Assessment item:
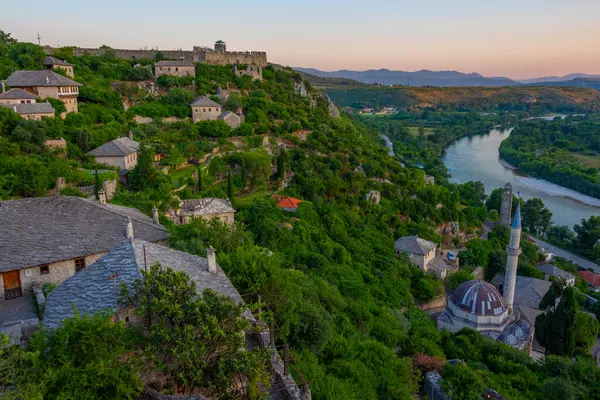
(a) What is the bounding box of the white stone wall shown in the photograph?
[192,106,222,122]
[0,252,107,301]
[177,212,235,225]
[155,66,195,77]
[36,86,59,98]
[94,155,129,170]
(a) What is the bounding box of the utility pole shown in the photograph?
[36,33,41,46]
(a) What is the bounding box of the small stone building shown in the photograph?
[43,239,238,329]
[537,263,575,286]
[44,138,67,150]
[0,196,167,302]
[218,111,241,129]
[5,70,81,113]
[44,56,74,78]
[0,102,54,120]
[234,64,263,80]
[191,96,223,122]
[86,134,140,171]
[394,236,437,270]
[424,175,435,185]
[167,198,236,225]
[154,60,195,77]
[0,88,55,120]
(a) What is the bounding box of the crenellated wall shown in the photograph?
[45,46,268,67]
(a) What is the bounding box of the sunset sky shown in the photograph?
[4,0,599,79]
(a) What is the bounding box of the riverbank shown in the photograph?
[498,159,600,208]
[442,127,600,227]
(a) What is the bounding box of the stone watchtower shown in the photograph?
[214,40,226,53]
[499,182,513,227]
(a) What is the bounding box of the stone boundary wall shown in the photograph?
[45,46,268,66]
[419,294,447,311]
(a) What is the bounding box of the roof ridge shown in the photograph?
[78,198,166,234]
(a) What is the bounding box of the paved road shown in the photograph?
[527,235,600,273]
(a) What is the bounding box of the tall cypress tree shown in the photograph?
[197,166,204,192]
[240,158,247,187]
[535,286,577,356]
[278,147,287,179]
[94,169,102,200]
[227,170,234,203]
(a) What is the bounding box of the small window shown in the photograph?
[75,257,86,272]
[40,264,50,275]
[175,67,179,72]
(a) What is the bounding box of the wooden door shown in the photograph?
[2,270,22,300]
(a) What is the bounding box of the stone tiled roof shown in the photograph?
[517,304,544,327]
[180,198,236,216]
[218,111,239,121]
[190,96,221,107]
[43,239,241,329]
[155,60,194,67]
[394,236,436,255]
[5,70,81,87]
[0,102,54,115]
[512,276,551,310]
[537,264,574,281]
[87,137,139,157]
[44,56,73,67]
[0,197,167,272]
[0,88,38,100]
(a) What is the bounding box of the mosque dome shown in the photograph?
[452,280,507,317]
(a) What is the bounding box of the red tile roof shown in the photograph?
[276,197,303,210]
[577,271,600,288]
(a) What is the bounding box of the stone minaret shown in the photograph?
[503,201,522,314]
[499,182,513,227]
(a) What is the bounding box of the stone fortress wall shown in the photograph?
[44,45,268,67]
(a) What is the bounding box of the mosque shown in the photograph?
[436,193,547,355]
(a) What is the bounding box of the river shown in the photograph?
[442,128,600,228]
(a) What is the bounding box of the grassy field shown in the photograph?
[407,126,436,136]
[571,153,600,169]
[171,166,196,188]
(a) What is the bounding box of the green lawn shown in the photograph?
[170,166,196,188]
[407,126,436,136]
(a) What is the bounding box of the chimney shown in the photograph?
[126,217,134,239]
[128,130,133,140]
[207,247,217,274]
[152,206,159,224]
[98,189,106,205]
[55,177,65,195]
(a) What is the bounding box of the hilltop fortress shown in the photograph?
[44,40,268,67]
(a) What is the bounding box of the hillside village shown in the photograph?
[2,31,600,400]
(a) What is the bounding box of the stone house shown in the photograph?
[218,111,241,129]
[394,236,437,270]
[234,64,263,80]
[167,198,236,225]
[0,102,54,120]
[424,175,435,185]
[154,60,195,77]
[537,263,575,286]
[191,96,223,122]
[86,133,140,172]
[0,196,167,303]
[0,88,55,120]
[5,70,81,114]
[44,56,75,78]
[43,239,239,328]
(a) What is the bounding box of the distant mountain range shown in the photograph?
[294,67,600,89]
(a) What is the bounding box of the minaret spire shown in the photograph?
[503,197,522,314]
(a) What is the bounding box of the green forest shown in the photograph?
[2,31,600,400]
[500,117,600,199]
